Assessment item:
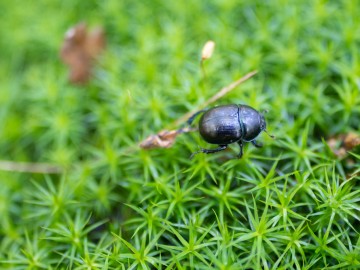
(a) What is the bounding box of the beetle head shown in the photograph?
[260,114,267,131]
[260,113,275,139]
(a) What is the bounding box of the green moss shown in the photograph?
[1,0,360,269]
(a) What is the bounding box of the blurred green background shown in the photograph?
[1,0,360,269]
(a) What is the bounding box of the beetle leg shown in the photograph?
[237,141,243,158]
[251,140,263,148]
[187,110,207,125]
[190,145,227,159]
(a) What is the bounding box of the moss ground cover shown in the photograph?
[0,0,360,269]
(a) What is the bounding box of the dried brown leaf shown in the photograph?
[343,132,360,150]
[327,132,360,159]
[60,22,106,85]
[140,127,194,149]
[86,27,106,58]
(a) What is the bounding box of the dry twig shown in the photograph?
[139,70,258,149]
[173,70,258,127]
[0,160,63,174]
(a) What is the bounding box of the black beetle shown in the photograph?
[188,104,273,158]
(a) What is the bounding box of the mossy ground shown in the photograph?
[1,1,360,269]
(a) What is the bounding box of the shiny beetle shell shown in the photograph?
[189,104,271,158]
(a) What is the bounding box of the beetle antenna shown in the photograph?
[264,129,275,139]
[187,110,207,125]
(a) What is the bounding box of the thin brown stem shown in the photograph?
[200,60,207,80]
[172,70,258,127]
[0,160,63,174]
